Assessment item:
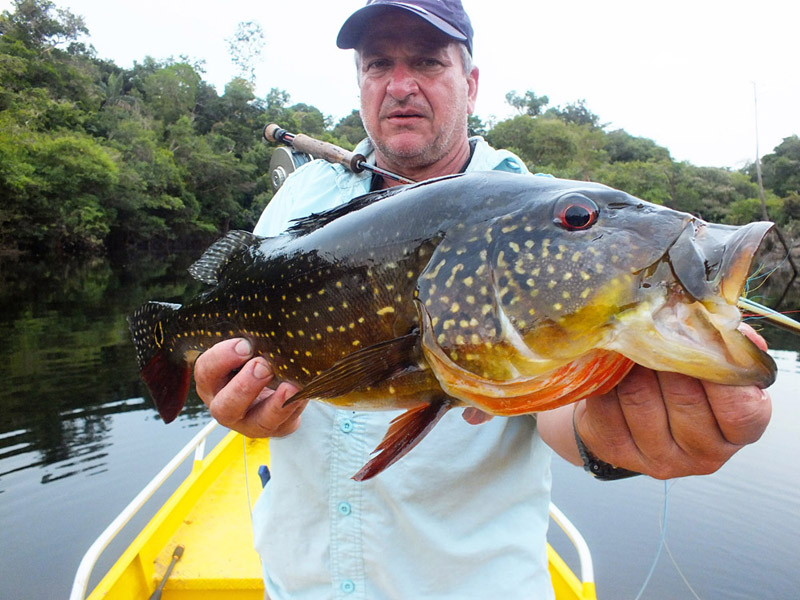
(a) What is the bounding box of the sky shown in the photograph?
[9,0,799,169]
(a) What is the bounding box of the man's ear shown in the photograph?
[467,66,479,115]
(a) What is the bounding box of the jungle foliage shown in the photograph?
[1,0,798,260]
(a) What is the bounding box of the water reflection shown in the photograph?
[0,253,208,488]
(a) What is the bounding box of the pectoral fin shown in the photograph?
[353,396,455,481]
[285,333,420,405]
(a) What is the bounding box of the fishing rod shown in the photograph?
[263,124,800,337]
[738,296,800,335]
[263,123,416,185]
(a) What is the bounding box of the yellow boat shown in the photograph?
[70,420,597,600]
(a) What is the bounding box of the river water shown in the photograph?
[0,253,798,600]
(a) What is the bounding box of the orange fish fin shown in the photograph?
[286,333,419,405]
[352,397,454,481]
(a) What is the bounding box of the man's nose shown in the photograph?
[386,64,418,100]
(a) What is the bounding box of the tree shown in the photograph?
[0,0,87,50]
[505,90,549,116]
[332,109,368,146]
[604,129,671,163]
[760,135,800,197]
[227,21,265,86]
[545,99,601,129]
[139,62,203,125]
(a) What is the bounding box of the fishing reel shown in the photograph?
[269,146,313,192]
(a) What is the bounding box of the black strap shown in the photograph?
[573,407,641,481]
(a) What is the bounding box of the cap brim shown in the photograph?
[337,3,468,51]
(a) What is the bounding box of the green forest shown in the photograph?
[2,0,799,260]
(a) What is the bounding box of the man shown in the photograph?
[195,2,772,598]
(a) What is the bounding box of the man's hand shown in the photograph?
[538,323,772,478]
[194,338,306,438]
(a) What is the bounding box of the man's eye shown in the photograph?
[366,59,391,70]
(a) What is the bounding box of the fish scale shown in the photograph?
[129,171,777,480]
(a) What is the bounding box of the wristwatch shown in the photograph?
[573,408,641,481]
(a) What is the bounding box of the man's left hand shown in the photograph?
[572,324,772,479]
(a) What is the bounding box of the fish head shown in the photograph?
[501,184,776,387]
[416,179,776,411]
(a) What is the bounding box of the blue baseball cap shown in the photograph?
[337,0,474,55]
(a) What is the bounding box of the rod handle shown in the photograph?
[293,133,365,173]
[263,123,290,143]
[264,123,364,173]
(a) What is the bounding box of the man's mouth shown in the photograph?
[384,109,428,123]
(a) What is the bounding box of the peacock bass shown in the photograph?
[129,171,776,480]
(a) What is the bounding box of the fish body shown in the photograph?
[129,171,776,479]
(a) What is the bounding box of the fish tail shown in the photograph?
[128,301,191,423]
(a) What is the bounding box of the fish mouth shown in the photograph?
[611,219,777,388]
[667,219,774,305]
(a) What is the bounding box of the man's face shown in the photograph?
[356,11,478,171]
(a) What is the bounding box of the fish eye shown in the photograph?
[553,194,599,231]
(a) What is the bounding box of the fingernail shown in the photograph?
[253,361,270,379]
[235,339,252,356]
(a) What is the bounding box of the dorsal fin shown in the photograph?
[188,230,258,285]
[285,187,406,235]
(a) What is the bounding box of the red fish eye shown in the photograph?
[553,195,599,230]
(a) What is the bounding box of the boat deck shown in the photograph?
[82,427,594,600]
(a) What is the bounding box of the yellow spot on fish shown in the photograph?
[581,288,592,299]
[377,306,395,316]
[554,303,563,311]
[509,241,520,253]
[450,302,460,313]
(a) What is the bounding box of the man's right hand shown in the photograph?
[194,338,306,438]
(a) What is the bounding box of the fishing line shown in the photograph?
[632,480,669,600]
[243,435,255,526]
[633,480,704,600]
[744,251,791,294]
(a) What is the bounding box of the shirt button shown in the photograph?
[340,419,354,433]
[337,501,352,516]
[340,579,355,594]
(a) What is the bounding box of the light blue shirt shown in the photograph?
[252,138,555,600]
